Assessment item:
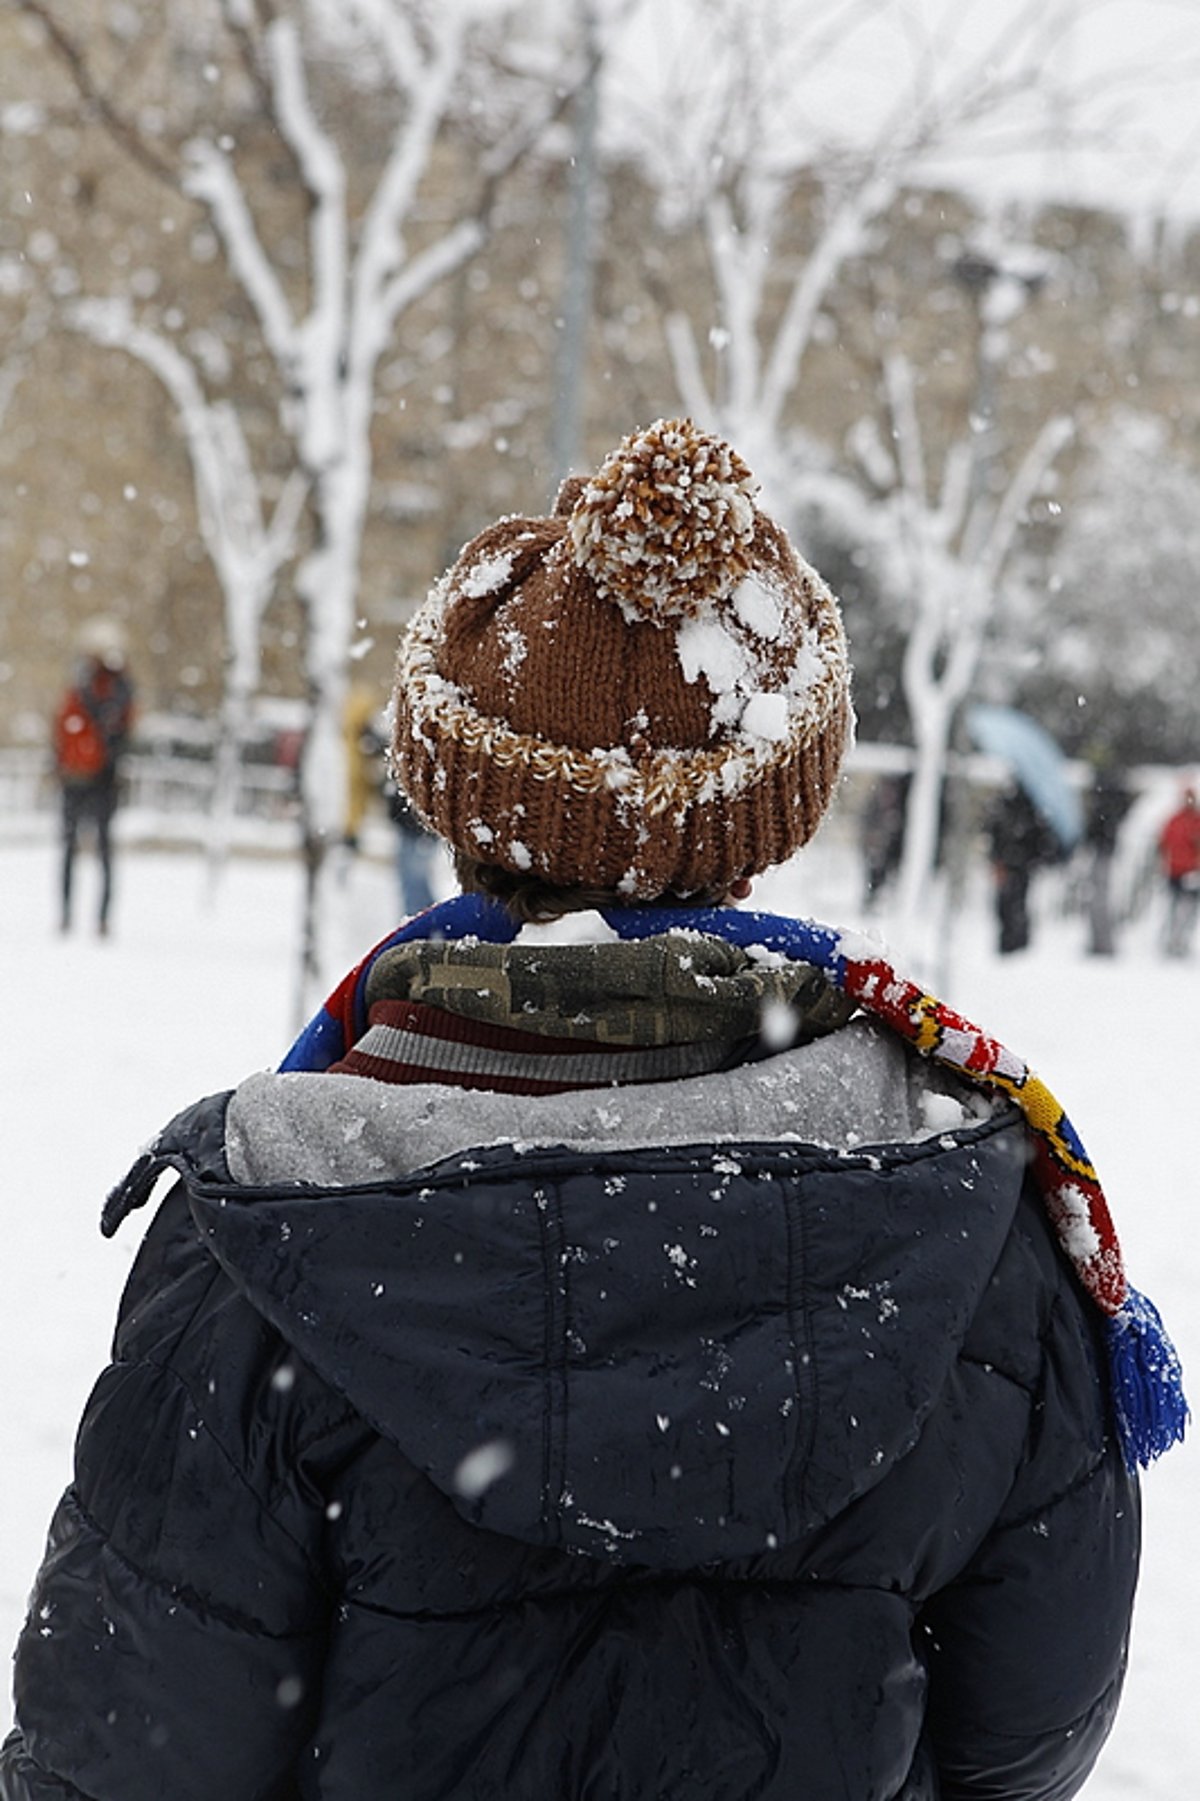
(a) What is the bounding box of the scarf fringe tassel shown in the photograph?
[1107,1287,1190,1469]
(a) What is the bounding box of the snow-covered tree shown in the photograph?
[1025,409,1200,766]
[0,299,44,769]
[0,291,47,436]
[18,0,582,995]
[66,296,308,866]
[607,2,1176,953]
[862,342,1072,945]
[611,0,1095,516]
[0,281,57,712]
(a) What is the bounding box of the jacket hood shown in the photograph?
[110,1021,1028,1570]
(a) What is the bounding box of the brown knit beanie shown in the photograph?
[391,418,853,899]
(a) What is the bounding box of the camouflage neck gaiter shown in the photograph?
[364,932,855,1051]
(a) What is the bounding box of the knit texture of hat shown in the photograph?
[391,418,853,899]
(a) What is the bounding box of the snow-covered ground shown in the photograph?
[1,827,1195,1796]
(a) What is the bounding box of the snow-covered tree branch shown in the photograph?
[627,0,1165,521]
[663,311,715,424]
[265,16,347,359]
[181,142,300,378]
[335,0,426,100]
[0,302,48,435]
[66,294,309,861]
[14,0,180,189]
[65,299,305,681]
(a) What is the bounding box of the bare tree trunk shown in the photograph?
[880,345,1073,964]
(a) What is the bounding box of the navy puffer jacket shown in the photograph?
[2,1025,1137,1800]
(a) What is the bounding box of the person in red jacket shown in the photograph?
[1157,786,1200,957]
[52,617,135,937]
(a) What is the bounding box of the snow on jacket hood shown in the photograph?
[109,1019,1028,1570]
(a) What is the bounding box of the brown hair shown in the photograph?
[453,853,731,924]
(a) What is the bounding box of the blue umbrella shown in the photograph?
[966,704,1083,851]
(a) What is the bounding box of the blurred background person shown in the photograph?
[342,682,381,854]
[385,773,442,920]
[1082,752,1132,957]
[344,681,443,919]
[984,779,1059,955]
[1157,785,1200,957]
[858,770,909,911]
[51,617,135,939]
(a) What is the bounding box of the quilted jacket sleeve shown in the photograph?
[0,1186,364,1801]
[918,1275,1141,1801]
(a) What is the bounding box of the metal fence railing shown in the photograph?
[0,746,300,845]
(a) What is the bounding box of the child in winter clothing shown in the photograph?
[2,422,1185,1801]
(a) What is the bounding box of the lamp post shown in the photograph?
[549,1,601,491]
[952,245,1048,502]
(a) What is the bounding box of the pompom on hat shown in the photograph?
[391,418,853,899]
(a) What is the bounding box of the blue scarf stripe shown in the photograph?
[279,1008,350,1074]
[601,904,849,984]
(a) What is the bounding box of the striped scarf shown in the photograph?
[325,931,853,1093]
[329,1000,740,1093]
[282,893,1188,1471]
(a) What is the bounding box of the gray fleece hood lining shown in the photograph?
[226,1016,997,1191]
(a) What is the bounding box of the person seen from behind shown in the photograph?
[385,775,443,919]
[341,681,380,854]
[983,777,1060,954]
[3,421,1187,1801]
[1157,784,1200,957]
[1082,752,1132,957]
[344,680,444,916]
[51,616,135,938]
[858,769,909,911]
